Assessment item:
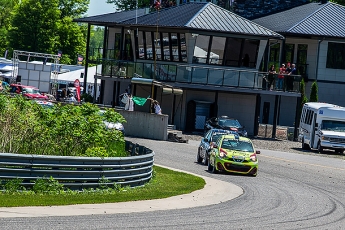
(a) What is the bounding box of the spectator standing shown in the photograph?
[153,100,162,114]
[125,94,134,111]
[285,63,292,91]
[267,65,276,91]
[276,64,286,90]
[148,98,162,114]
[287,64,297,91]
[119,89,129,107]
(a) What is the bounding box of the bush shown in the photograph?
[309,81,318,102]
[0,94,127,157]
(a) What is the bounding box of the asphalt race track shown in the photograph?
[0,137,344,230]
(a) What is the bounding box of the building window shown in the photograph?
[193,35,210,64]
[136,31,186,62]
[285,43,295,64]
[269,43,280,70]
[224,37,242,67]
[209,36,226,65]
[242,39,260,67]
[123,34,133,61]
[171,33,179,61]
[327,42,345,69]
[146,31,154,60]
[137,31,145,59]
[297,44,308,76]
[114,33,121,59]
[162,33,171,61]
[179,33,187,62]
[154,32,162,61]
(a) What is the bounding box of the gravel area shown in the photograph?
[182,132,344,159]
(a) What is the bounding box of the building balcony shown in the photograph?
[94,59,302,93]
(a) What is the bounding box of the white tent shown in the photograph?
[57,65,101,84]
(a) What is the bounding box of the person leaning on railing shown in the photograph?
[267,65,276,91]
[276,64,286,90]
[287,64,297,91]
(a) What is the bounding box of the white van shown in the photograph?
[299,102,345,153]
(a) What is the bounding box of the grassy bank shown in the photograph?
[0,166,205,207]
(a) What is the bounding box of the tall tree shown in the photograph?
[58,0,89,18]
[0,0,19,55]
[8,0,61,54]
[8,0,88,64]
[330,0,345,6]
[106,0,151,11]
[309,81,318,102]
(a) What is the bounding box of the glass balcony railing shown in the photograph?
[94,59,302,93]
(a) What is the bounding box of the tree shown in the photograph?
[330,0,345,6]
[106,0,151,11]
[8,0,61,54]
[309,81,318,102]
[57,17,87,65]
[8,0,88,64]
[58,0,89,19]
[297,78,308,127]
[0,0,19,55]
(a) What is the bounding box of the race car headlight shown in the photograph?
[250,153,257,162]
[219,148,227,158]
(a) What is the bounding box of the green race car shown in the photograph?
[208,134,260,176]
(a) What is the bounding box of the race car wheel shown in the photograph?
[317,141,324,153]
[335,149,344,154]
[203,153,209,166]
[196,148,203,163]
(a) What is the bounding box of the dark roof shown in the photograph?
[253,2,345,38]
[74,8,147,24]
[75,2,283,39]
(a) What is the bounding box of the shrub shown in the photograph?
[0,94,127,157]
[309,81,318,102]
[3,178,25,194]
[33,176,64,194]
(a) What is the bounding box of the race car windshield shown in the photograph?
[321,120,345,132]
[218,119,241,128]
[221,139,254,152]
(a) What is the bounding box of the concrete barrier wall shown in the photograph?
[117,109,168,141]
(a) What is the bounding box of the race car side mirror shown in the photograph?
[256,150,260,154]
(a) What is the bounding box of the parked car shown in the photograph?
[99,110,125,135]
[197,129,237,165]
[34,100,55,109]
[10,84,48,100]
[204,115,247,137]
[208,133,259,176]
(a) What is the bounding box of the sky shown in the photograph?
[87,0,116,16]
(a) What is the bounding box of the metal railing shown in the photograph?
[94,59,302,93]
[0,141,154,190]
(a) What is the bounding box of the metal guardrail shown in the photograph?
[0,141,154,190]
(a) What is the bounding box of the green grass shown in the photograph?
[0,166,206,207]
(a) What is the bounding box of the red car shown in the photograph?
[10,84,48,100]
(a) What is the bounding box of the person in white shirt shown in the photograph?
[125,94,134,111]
